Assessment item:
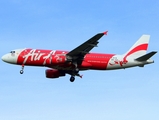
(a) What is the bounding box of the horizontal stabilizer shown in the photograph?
[135,51,157,61]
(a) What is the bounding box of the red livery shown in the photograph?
[2,31,157,82]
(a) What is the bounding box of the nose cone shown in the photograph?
[1,53,17,64]
[1,54,8,62]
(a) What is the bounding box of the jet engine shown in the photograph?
[45,69,65,78]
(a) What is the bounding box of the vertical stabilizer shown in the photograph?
[123,35,150,59]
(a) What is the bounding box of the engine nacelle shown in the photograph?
[45,69,65,78]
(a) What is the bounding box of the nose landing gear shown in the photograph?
[20,64,24,74]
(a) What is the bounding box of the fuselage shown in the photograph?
[1,48,154,71]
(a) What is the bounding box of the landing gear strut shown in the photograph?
[70,76,75,82]
[73,62,79,72]
[20,64,24,74]
[69,62,83,82]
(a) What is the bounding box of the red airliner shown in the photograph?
[1,31,157,82]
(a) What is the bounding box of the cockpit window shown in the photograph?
[10,51,15,54]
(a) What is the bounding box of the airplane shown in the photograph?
[1,31,157,82]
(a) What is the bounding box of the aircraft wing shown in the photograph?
[66,31,107,62]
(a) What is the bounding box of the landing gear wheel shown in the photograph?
[20,70,24,74]
[70,76,75,82]
[20,64,24,74]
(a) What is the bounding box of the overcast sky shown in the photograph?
[0,0,159,120]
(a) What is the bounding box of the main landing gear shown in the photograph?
[69,65,78,82]
[70,76,75,82]
[20,64,24,74]
[69,62,83,82]
[69,74,83,82]
[69,69,83,82]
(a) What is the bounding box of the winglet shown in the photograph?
[103,31,108,35]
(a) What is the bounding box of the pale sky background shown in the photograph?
[0,0,159,120]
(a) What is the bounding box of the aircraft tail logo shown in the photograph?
[123,35,150,59]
